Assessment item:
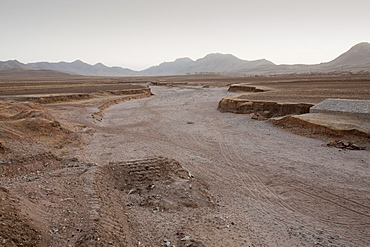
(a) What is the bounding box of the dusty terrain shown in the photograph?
[0,75,369,246]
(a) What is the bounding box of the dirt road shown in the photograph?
[57,85,369,246]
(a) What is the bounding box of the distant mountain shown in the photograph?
[192,53,273,71]
[233,42,370,75]
[1,42,369,76]
[0,68,75,77]
[0,59,138,76]
[141,53,274,76]
[141,57,194,75]
[318,42,370,70]
[27,60,138,76]
[0,60,31,71]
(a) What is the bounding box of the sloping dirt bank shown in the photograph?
[272,113,370,147]
[0,186,42,246]
[3,88,151,104]
[0,101,76,153]
[227,83,266,93]
[218,95,313,118]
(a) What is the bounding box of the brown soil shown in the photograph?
[0,75,369,246]
[217,95,313,118]
[228,84,266,93]
[0,186,42,247]
[272,113,370,147]
[234,78,370,104]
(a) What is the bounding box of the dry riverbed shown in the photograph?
[1,84,369,246]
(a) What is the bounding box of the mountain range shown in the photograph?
[1,42,369,77]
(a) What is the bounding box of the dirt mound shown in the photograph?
[0,101,43,120]
[0,152,64,178]
[7,118,62,136]
[83,157,215,246]
[9,110,51,120]
[0,187,41,247]
[0,101,73,145]
[0,155,214,246]
[228,83,265,92]
[0,101,64,139]
[218,95,313,118]
[0,101,54,124]
[0,142,8,153]
[0,157,103,247]
[36,94,92,103]
[105,157,213,210]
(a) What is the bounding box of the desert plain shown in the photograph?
[0,75,369,246]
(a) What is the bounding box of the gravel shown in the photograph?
[310,98,370,118]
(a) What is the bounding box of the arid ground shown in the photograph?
[0,75,369,246]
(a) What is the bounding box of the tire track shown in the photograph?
[214,114,370,228]
[76,85,370,246]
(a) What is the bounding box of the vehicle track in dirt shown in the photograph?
[208,119,370,246]
[71,85,370,246]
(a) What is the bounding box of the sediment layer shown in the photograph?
[218,95,313,118]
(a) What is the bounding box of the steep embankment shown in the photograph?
[271,113,370,147]
[218,84,313,118]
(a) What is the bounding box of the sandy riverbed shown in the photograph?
[67,85,370,246]
[1,84,369,246]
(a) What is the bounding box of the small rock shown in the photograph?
[251,113,267,121]
[181,236,190,241]
[327,140,365,150]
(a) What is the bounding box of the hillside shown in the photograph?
[0,68,75,77]
[318,42,370,70]
[27,60,138,76]
[0,60,31,71]
[141,54,274,76]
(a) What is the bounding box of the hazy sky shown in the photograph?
[1,0,369,70]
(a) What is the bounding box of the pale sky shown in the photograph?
[1,0,369,70]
